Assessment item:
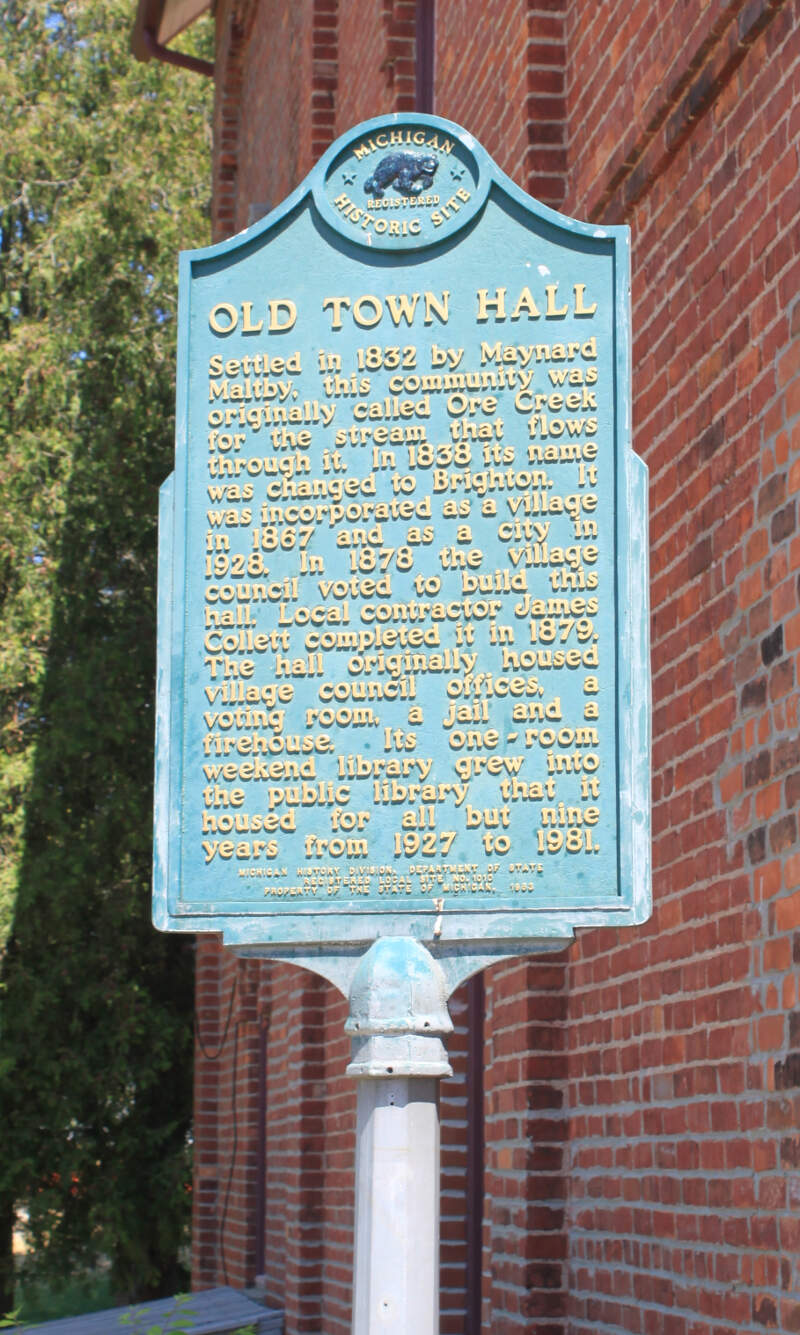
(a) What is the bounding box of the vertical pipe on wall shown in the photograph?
[415,0,435,114]
[254,1006,270,1279]
[465,972,485,1335]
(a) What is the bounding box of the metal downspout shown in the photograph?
[141,25,214,77]
[465,972,485,1334]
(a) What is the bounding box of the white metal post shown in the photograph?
[346,938,453,1335]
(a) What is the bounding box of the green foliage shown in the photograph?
[0,0,212,1308]
[117,1291,196,1335]
[118,1295,256,1335]
[8,1261,113,1324]
[117,1296,256,1335]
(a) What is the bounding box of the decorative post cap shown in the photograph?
[345,938,453,1078]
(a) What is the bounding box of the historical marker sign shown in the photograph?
[154,113,650,953]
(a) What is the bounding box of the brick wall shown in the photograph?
[562,1,800,1331]
[481,959,570,1332]
[337,0,417,131]
[212,0,418,241]
[192,2,800,1330]
[434,0,568,208]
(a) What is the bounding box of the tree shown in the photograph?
[0,0,212,1310]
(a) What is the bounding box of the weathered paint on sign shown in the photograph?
[154,113,650,958]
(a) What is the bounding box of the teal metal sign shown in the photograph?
[154,113,650,959]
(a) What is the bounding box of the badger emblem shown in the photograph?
[364,151,438,198]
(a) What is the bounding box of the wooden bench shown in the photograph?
[23,1286,283,1334]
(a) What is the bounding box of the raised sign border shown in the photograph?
[153,112,650,958]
